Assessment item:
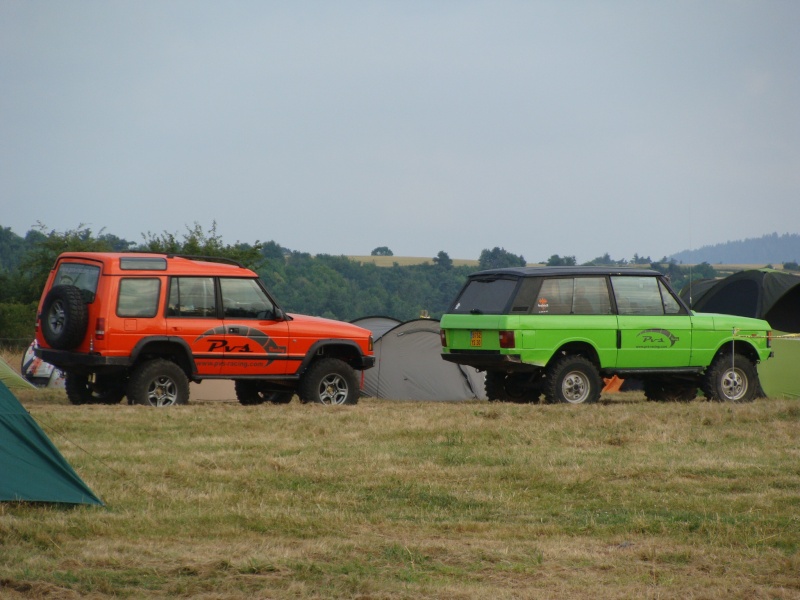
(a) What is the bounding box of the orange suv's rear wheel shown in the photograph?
[65,372,126,405]
[127,359,189,407]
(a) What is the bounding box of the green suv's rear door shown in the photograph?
[611,275,693,368]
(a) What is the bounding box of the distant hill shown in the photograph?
[670,233,800,265]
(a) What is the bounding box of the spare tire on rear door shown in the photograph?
[41,285,89,350]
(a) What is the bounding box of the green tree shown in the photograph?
[141,222,263,269]
[545,254,576,266]
[584,253,627,266]
[478,247,526,269]
[371,246,393,256]
[433,251,453,269]
[17,224,117,303]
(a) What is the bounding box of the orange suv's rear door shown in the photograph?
[165,276,224,375]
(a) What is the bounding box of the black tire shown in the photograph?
[41,285,88,350]
[298,358,359,405]
[485,371,539,403]
[544,355,601,405]
[643,379,698,402]
[235,380,294,405]
[65,372,126,405]
[702,353,758,403]
[127,359,189,407]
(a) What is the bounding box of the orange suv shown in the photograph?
[34,252,375,406]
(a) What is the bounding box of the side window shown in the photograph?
[117,278,161,318]
[509,278,542,314]
[572,277,611,315]
[220,278,275,319]
[611,276,665,315]
[659,280,684,314]
[167,277,217,318]
[536,278,574,315]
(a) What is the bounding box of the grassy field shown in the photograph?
[2,362,799,599]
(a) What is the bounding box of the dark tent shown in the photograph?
[355,318,487,401]
[680,269,800,399]
[0,381,103,505]
[680,269,800,333]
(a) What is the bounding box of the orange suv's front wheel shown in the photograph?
[298,358,359,405]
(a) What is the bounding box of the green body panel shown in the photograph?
[440,311,772,371]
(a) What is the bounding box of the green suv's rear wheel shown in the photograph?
[485,372,540,403]
[643,379,698,402]
[127,359,189,407]
[235,380,294,405]
[544,355,601,404]
[702,353,757,403]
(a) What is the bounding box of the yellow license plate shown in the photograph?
[470,331,482,347]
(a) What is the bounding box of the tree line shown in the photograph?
[0,223,715,348]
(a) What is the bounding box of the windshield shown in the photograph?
[449,277,519,314]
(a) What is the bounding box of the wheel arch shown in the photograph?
[129,337,196,378]
[296,340,368,375]
[547,341,601,370]
[711,340,761,366]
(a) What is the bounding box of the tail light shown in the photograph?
[499,330,515,348]
[440,330,447,347]
[95,317,106,340]
[767,330,772,348]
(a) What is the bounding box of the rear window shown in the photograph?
[53,263,100,302]
[449,277,520,314]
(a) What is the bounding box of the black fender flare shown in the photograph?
[129,337,199,376]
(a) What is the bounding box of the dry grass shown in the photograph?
[2,366,799,599]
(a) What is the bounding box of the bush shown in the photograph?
[0,302,37,349]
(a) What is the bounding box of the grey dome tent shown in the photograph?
[351,316,402,341]
[680,269,800,398]
[0,380,103,505]
[354,317,487,401]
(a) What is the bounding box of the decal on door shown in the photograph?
[195,325,287,364]
[635,329,679,348]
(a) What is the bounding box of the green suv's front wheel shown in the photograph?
[545,355,601,405]
[702,353,758,403]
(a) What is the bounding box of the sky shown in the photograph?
[1,1,798,264]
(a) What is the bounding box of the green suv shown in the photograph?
[440,267,773,404]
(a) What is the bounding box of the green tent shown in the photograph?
[0,355,36,391]
[0,381,103,505]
